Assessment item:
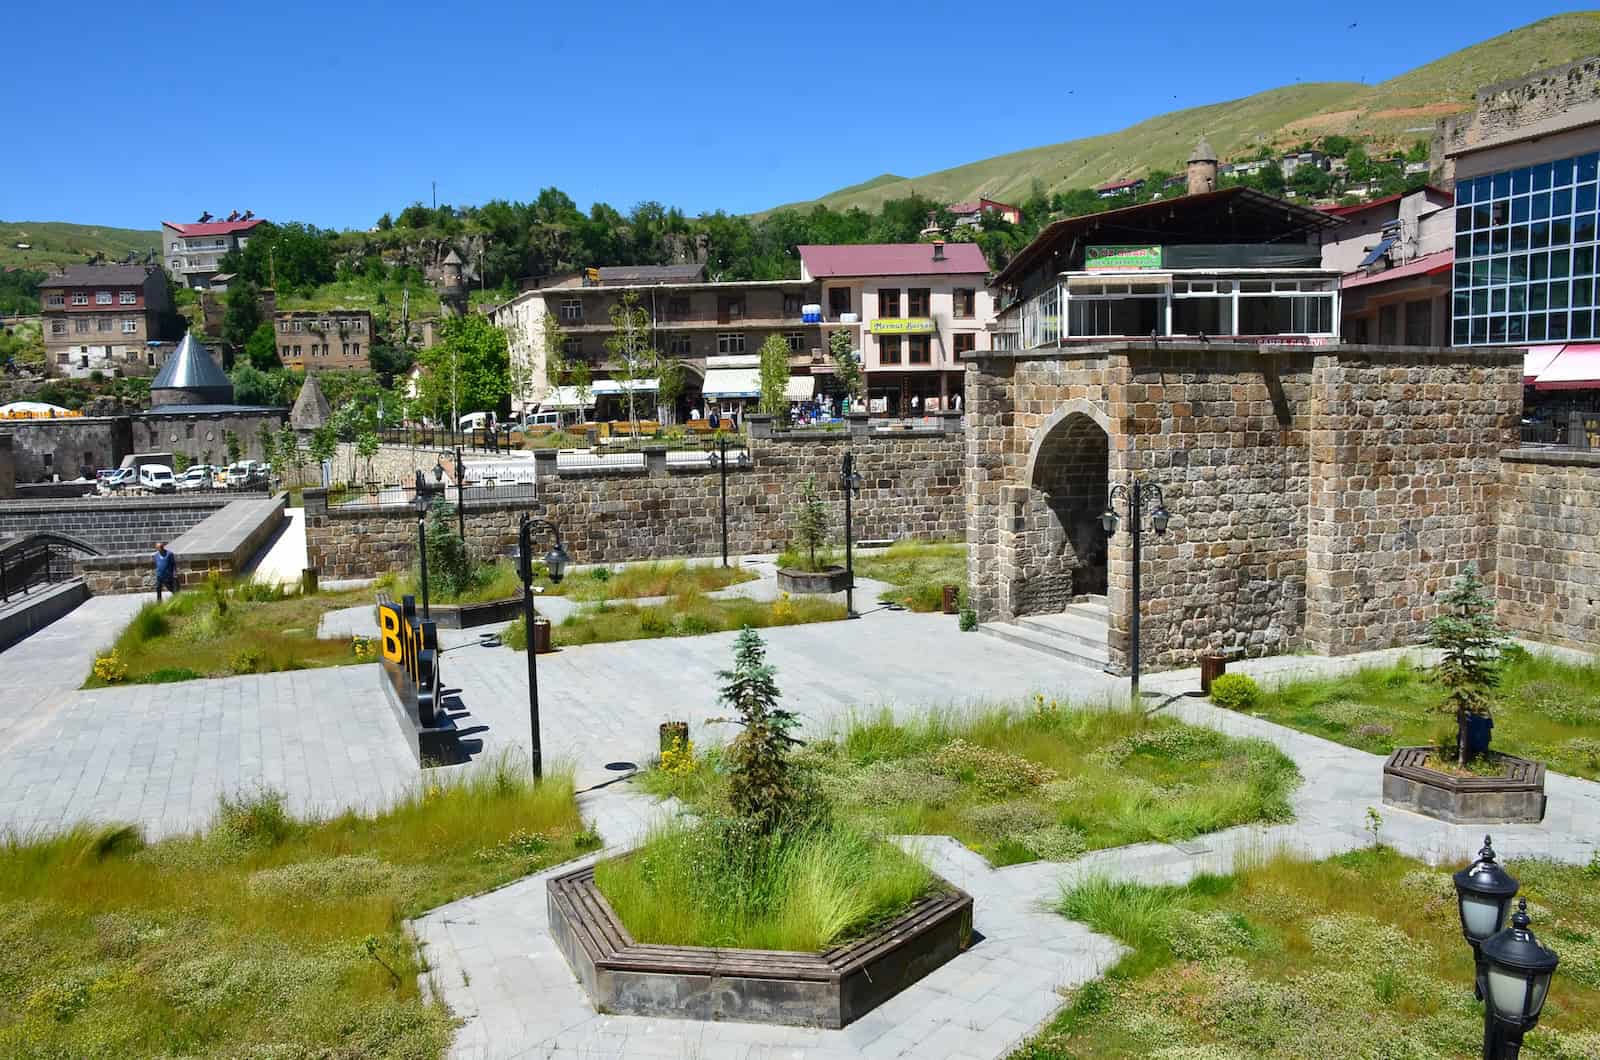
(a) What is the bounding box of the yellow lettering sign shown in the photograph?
[378,604,403,663]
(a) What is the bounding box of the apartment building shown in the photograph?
[797,242,993,415]
[39,264,180,378]
[273,309,374,371]
[1321,186,1455,346]
[162,213,265,288]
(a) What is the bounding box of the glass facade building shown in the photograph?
[1453,151,1600,345]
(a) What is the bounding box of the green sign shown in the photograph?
[1086,245,1164,271]
[869,317,936,335]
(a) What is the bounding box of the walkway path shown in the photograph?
[240,505,308,586]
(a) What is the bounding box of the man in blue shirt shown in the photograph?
[153,542,178,602]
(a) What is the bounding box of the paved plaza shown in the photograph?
[2,577,1599,1058]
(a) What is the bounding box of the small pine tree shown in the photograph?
[1429,564,1506,766]
[715,628,801,834]
[423,495,473,597]
[790,475,829,570]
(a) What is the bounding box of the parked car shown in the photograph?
[175,466,214,491]
[137,464,176,493]
[94,468,118,484]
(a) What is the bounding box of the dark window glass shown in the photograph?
[1550,312,1570,340]
[1491,229,1508,254]
[1552,282,1570,310]
[1511,226,1529,252]
[1513,167,1533,195]
[1528,314,1548,341]
[1530,284,1548,311]
[1513,196,1530,224]
[1473,259,1490,286]
[1511,255,1529,282]
[1554,158,1576,186]
[1457,233,1473,258]
[1457,205,1475,231]
[1489,317,1507,343]
[1552,218,1572,245]
[1471,318,1489,343]
[1575,278,1594,307]
[1510,314,1527,342]
[1474,204,1492,228]
[1574,311,1594,340]
[1532,223,1550,250]
[907,288,931,316]
[1580,154,1599,183]
[1491,258,1509,284]
[1510,285,1527,312]
[1472,290,1489,314]
[1554,188,1573,216]
[878,288,901,316]
[1576,246,1595,276]
[1454,318,1470,343]
[1476,175,1494,200]
[908,335,930,364]
[1491,288,1507,313]
[1455,291,1472,316]
[1493,172,1512,198]
[1474,233,1491,257]
[1551,249,1571,279]
[1576,213,1597,243]
[1532,193,1551,220]
[1457,182,1474,205]
[1455,263,1471,287]
[1534,164,1553,191]
[879,335,901,364]
[1577,184,1596,212]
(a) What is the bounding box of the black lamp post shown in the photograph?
[1454,836,1561,1059]
[707,435,749,568]
[413,470,432,621]
[841,451,863,618]
[517,513,569,779]
[454,446,466,542]
[1100,478,1171,698]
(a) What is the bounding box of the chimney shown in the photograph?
[932,240,946,262]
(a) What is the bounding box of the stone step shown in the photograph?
[1063,596,1109,624]
[1015,610,1109,650]
[979,621,1111,671]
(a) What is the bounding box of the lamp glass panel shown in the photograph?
[1461,893,1505,940]
[1487,966,1530,1020]
[544,547,568,582]
[1530,970,1551,1017]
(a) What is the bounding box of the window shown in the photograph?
[352,343,360,357]
[51,320,67,335]
[908,288,931,316]
[717,333,746,354]
[828,287,851,318]
[294,345,302,357]
[342,343,350,357]
[718,296,746,323]
[667,334,692,356]
[353,317,365,332]
[559,298,583,322]
[562,337,583,358]
[293,321,304,333]
[953,333,976,356]
[71,291,88,306]
[783,293,802,316]
[279,319,290,332]
[75,318,89,333]
[880,335,902,364]
[126,348,139,361]
[119,290,137,304]
[878,288,902,316]
[1172,282,1235,336]
[1404,299,1433,346]
[96,316,112,332]
[57,352,69,365]
[908,335,931,363]
[1066,283,1165,338]
[46,293,64,307]
[954,288,976,319]
[122,319,137,334]
[785,331,806,352]
[281,345,290,357]
[95,290,112,305]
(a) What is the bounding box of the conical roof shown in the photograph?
[1189,136,1217,163]
[152,333,231,391]
[290,372,332,430]
[442,248,463,265]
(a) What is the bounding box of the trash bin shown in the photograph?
[532,616,552,654]
[1465,713,1494,755]
[1200,653,1227,695]
[942,585,960,615]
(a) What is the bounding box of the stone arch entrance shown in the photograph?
[1011,408,1110,615]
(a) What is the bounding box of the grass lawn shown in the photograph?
[84,582,377,688]
[593,818,933,952]
[385,559,756,607]
[506,589,846,649]
[1239,650,1600,780]
[0,762,598,1057]
[1013,848,1600,1059]
[854,540,967,612]
[644,702,1300,867]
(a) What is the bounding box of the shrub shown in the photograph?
[91,651,128,684]
[959,608,977,632]
[961,799,1054,836]
[659,735,698,777]
[928,739,1057,796]
[1021,824,1088,861]
[228,648,263,675]
[142,667,204,683]
[1210,673,1261,710]
[213,788,294,850]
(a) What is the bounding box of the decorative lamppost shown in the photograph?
[454,446,466,541]
[1453,836,1560,1059]
[707,434,749,568]
[517,513,570,779]
[841,451,864,618]
[413,470,432,620]
[1100,478,1171,698]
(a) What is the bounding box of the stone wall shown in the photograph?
[77,495,288,594]
[0,494,236,554]
[1,417,130,482]
[1497,449,1600,652]
[1431,55,1600,185]
[132,410,287,467]
[304,422,965,579]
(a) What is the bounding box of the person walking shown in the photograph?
[153,542,178,602]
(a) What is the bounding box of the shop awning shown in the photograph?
[1533,344,1600,390]
[1522,345,1566,384]
[591,378,658,396]
[702,367,760,399]
[537,386,596,411]
[785,376,815,401]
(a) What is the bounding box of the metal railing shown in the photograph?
[1520,412,1600,450]
[0,540,74,603]
[378,426,519,453]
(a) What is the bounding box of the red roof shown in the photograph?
[1339,249,1453,289]
[798,243,989,278]
[1319,185,1452,218]
[948,198,1019,216]
[162,219,266,237]
[1095,178,1144,192]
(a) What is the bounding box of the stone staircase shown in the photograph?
[979,596,1110,671]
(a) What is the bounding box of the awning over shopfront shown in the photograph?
[1522,345,1566,384]
[537,386,596,411]
[591,378,658,396]
[1531,344,1600,390]
[702,367,760,399]
[785,376,815,401]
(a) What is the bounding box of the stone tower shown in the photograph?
[437,248,467,317]
[1187,136,1219,196]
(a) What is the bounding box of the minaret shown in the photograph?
[1187,136,1219,195]
[437,248,467,317]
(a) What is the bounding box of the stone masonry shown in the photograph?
[965,342,1521,672]
[303,418,964,579]
[0,494,241,554]
[1497,448,1600,652]
[1432,54,1600,185]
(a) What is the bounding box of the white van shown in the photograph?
[523,411,566,430]
[458,411,491,432]
[138,464,176,492]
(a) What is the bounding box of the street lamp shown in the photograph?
[518,513,569,779]
[706,434,749,568]
[413,470,432,621]
[1453,837,1561,1059]
[454,446,466,541]
[841,451,864,618]
[1101,478,1172,698]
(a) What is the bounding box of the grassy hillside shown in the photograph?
[0,221,160,271]
[779,11,1600,213]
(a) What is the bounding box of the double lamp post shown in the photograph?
[517,513,569,779]
[1100,477,1171,698]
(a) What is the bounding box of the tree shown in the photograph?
[218,221,335,295]
[221,280,264,365]
[224,430,243,464]
[568,360,592,424]
[542,311,569,391]
[1429,565,1507,767]
[415,313,510,427]
[656,356,684,424]
[757,333,790,422]
[277,426,306,485]
[230,364,294,406]
[423,495,474,596]
[308,425,338,483]
[356,430,380,484]
[827,328,863,405]
[603,291,655,435]
[256,423,276,466]
[714,628,801,835]
[789,475,830,570]
[244,321,280,372]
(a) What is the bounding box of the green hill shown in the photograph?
[776,12,1600,214]
[0,221,160,272]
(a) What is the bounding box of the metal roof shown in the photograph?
[597,264,707,284]
[150,334,233,396]
[39,264,155,288]
[797,242,989,278]
[162,219,265,237]
[1189,136,1217,163]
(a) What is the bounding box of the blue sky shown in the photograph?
[0,1,1587,231]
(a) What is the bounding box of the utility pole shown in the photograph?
[432,180,437,210]
[269,246,276,289]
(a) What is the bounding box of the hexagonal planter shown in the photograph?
[547,863,973,1028]
[1381,747,1547,824]
[776,566,851,595]
[424,596,522,630]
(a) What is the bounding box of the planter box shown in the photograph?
[548,863,972,1029]
[776,566,851,595]
[425,595,522,629]
[1382,747,1547,824]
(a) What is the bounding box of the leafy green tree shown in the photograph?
[277,426,306,485]
[603,291,655,433]
[221,280,264,365]
[542,311,569,390]
[827,328,862,404]
[789,475,830,570]
[244,322,280,372]
[1429,565,1507,767]
[308,425,338,482]
[656,356,684,424]
[356,430,380,483]
[568,360,592,424]
[224,430,243,464]
[230,364,294,406]
[218,222,336,295]
[757,334,790,421]
[714,628,801,835]
[415,314,510,426]
[1321,135,1354,158]
[256,423,276,465]
[0,268,46,315]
